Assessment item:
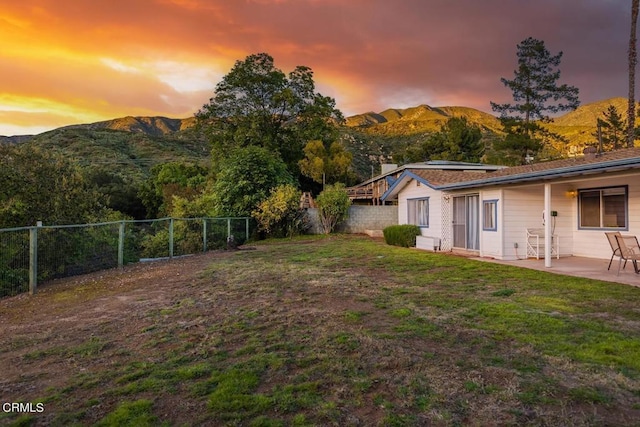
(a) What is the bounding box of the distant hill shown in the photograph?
[20,126,209,183]
[544,97,629,150]
[0,134,34,144]
[1,97,633,181]
[59,116,196,136]
[345,104,503,135]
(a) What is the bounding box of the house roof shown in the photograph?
[382,169,489,199]
[348,160,506,189]
[440,147,640,190]
[381,148,640,201]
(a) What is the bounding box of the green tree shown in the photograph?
[402,117,484,163]
[594,105,627,151]
[209,146,295,217]
[196,53,344,177]
[0,145,105,227]
[491,37,580,164]
[138,162,208,218]
[299,140,353,185]
[84,168,146,219]
[315,183,351,234]
[252,184,308,238]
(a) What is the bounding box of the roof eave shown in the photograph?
[438,158,640,190]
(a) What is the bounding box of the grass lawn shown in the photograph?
[1,234,639,426]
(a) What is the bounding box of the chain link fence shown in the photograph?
[0,217,251,298]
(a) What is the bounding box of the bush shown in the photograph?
[252,185,309,238]
[315,184,351,234]
[383,225,421,247]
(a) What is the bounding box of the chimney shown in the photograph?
[583,146,597,160]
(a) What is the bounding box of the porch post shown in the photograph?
[544,183,552,268]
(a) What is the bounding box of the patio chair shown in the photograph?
[605,231,623,271]
[614,234,640,275]
[526,228,559,259]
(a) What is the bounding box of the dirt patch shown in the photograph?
[0,252,229,424]
[1,237,639,426]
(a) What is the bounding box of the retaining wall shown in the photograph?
[306,205,398,234]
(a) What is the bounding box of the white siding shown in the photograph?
[499,184,573,260]
[570,176,640,259]
[479,189,503,258]
[499,175,639,261]
[398,181,443,239]
[396,170,640,261]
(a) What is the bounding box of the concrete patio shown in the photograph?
[473,256,640,288]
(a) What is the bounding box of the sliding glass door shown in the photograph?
[452,195,479,250]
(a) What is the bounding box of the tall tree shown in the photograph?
[491,37,580,164]
[594,105,627,151]
[196,53,344,177]
[629,0,639,147]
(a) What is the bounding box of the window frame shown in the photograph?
[407,197,429,228]
[482,199,498,231]
[577,185,628,230]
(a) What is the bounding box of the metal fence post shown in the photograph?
[29,226,38,295]
[203,218,208,252]
[227,218,231,239]
[118,221,125,268]
[245,217,249,242]
[169,218,174,259]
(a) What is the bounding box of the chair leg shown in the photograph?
[608,254,615,270]
[617,258,623,276]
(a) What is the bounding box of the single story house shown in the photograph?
[380,148,640,267]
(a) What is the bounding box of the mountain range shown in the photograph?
[0,97,631,181]
[2,97,629,142]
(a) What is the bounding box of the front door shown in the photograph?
[453,195,479,250]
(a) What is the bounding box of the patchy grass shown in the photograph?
[1,235,639,426]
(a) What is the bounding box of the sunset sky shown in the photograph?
[0,0,633,136]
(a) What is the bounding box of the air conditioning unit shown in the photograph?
[416,236,441,251]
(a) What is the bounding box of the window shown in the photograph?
[483,200,498,231]
[408,198,429,227]
[578,186,627,229]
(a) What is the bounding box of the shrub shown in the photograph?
[315,184,351,234]
[252,184,309,238]
[383,225,421,247]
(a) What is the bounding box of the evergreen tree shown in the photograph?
[491,37,580,164]
[594,105,627,151]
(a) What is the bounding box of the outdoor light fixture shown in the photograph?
[566,189,578,198]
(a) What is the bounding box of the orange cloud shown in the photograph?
[0,0,631,135]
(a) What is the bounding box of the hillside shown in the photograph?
[1,97,632,182]
[544,97,629,149]
[26,126,209,181]
[345,104,503,135]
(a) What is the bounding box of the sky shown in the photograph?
[0,0,634,136]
